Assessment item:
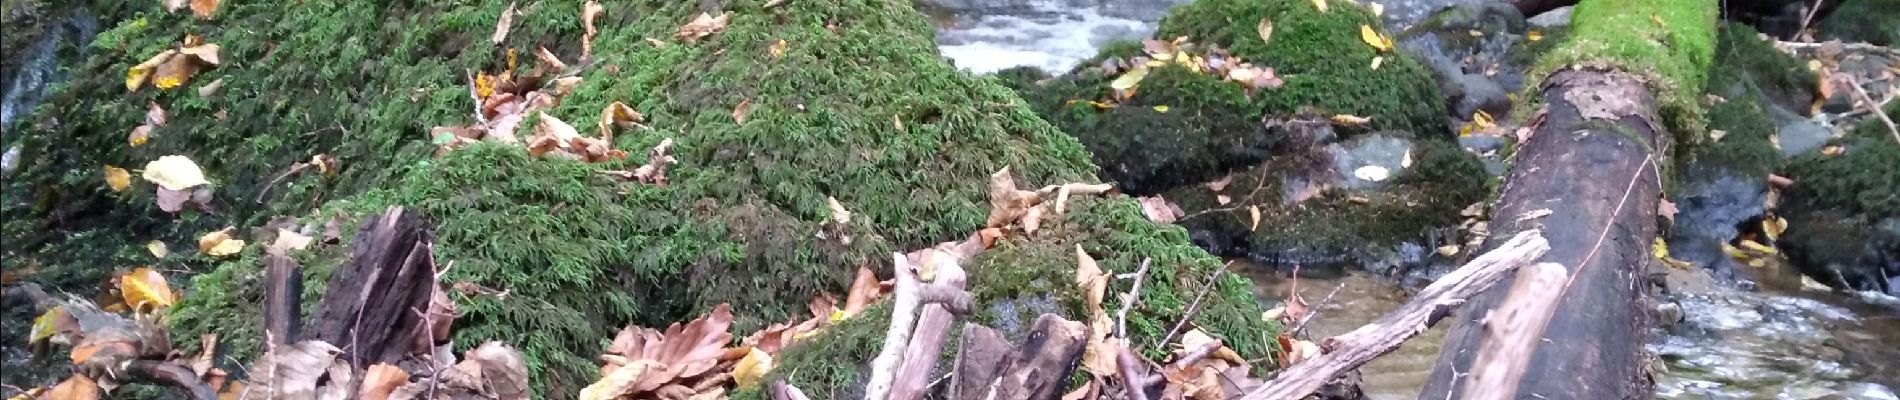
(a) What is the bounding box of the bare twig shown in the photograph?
[1240,230,1551,400]
[1776,40,1900,57]
[1290,281,1350,337]
[1155,261,1231,350]
[254,162,315,204]
[1796,0,1825,41]
[1846,76,1900,145]
[422,241,443,400]
[1115,258,1153,338]
[1166,338,1224,371]
[1464,262,1570,400]
[1117,346,1154,400]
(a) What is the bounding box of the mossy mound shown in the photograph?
[1779,103,1900,293]
[5,0,1274,395]
[1816,0,1900,46]
[1522,0,1718,146]
[1004,0,1450,194]
[740,196,1275,400]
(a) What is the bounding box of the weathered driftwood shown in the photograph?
[865,253,924,400]
[1237,230,1550,400]
[300,206,438,368]
[263,252,302,346]
[949,314,1090,400]
[1463,262,1570,400]
[889,255,971,399]
[1420,69,1671,400]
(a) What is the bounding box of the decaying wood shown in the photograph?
[865,253,924,400]
[1238,230,1550,400]
[301,206,438,368]
[123,360,218,400]
[1422,70,1667,400]
[1117,346,1154,400]
[950,314,1090,400]
[263,253,303,347]
[890,255,971,399]
[1464,262,1570,400]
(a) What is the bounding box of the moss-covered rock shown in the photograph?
[1779,103,1900,294]
[5,0,1274,395]
[1816,0,1900,46]
[1663,23,1813,278]
[1004,0,1450,194]
[1523,0,1719,145]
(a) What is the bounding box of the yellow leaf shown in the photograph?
[1739,240,1777,255]
[732,347,773,389]
[130,125,153,147]
[1763,217,1787,241]
[1331,114,1372,125]
[46,375,99,400]
[148,241,169,258]
[1311,0,1328,12]
[1528,30,1544,41]
[1473,110,1496,129]
[126,50,177,91]
[1651,237,1670,261]
[142,155,209,191]
[769,39,788,59]
[1360,25,1392,52]
[1248,205,1262,231]
[580,360,659,400]
[198,227,235,253]
[122,267,178,313]
[1109,66,1149,92]
[1370,2,1384,17]
[1153,105,1171,113]
[1370,56,1384,70]
[1722,243,1748,259]
[105,166,132,192]
[30,307,75,345]
[1747,258,1766,268]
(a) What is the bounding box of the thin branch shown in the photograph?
[1846,76,1900,145]
[1564,155,1652,292]
[1117,345,1154,400]
[1775,40,1900,57]
[1155,260,1231,350]
[1463,262,1570,400]
[1796,0,1825,41]
[1115,258,1153,338]
[1290,281,1350,337]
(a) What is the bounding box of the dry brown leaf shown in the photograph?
[675,12,730,43]
[359,364,409,400]
[527,112,583,158]
[190,334,217,376]
[242,341,341,399]
[1256,18,1274,45]
[1022,204,1047,234]
[984,167,1043,228]
[1659,199,1679,223]
[534,47,568,72]
[732,98,752,124]
[465,342,531,400]
[596,304,735,395]
[129,125,153,147]
[29,306,79,346]
[121,267,177,313]
[1331,113,1372,125]
[492,2,517,45]
[582,0,603,58]
[1248,205,1262,231]
[842,266,883,318]
[599,102,644,140]
[1061,380,1100,400]
[826,196,852,224]
[46,375,101,400]
[1137,195,1178,223]
[1075,245,1107,312]
[268,229,314,256]
[189,0,218,18]
[142,155,208,191]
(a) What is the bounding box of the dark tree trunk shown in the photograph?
[1419,70,1665,399]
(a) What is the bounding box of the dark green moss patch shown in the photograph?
[1779,103,1900,292]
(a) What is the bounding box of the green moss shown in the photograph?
[1241,139,1483,268]
[1778,103,1899,290]
[1816,0,1900,46]
[1154,0,1449,136]
[1523,0,1718,145]
[1677,23,1806,180]
[746,301,893,400]
[1030,65,1270,193]
[0,0,1280,396]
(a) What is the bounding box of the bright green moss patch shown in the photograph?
[1524,0,1718,144]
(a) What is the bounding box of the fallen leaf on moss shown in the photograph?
[126,50,176,91]
[842,266,884,319]
[1153,105,1171,113]
[1331,114,1372,126]
[1359,25,1394,52]
[1461,110,1496,136]
[1227,65,1284,90]
[732,98,752,124]
[1137,195,1178,223]
[129,125,153,147]
[147,241,169,259]
[731,347,771,389]
[1249,205,1262,231]
[590,304,734,397]
[142,155,208,191]
[534,47,568,72]
[198,228,245,258]
[1528,30,1544,41]
[1763,217,1787,241]
[1311,0,1328,12]
[1370,55,1385,70]
[582,0,603,58]
[492,2,517,45]
[769,39,788,59]
[1110,66,1149,93]
[268,229,314,256]
[165,0,187,12]
[105,166,132,192]
[675,12,730,44]
[600,101,645,139]
[1820,145,1843,156]
[190,0,218,18]
[826,196,852,224]
[122,267,177,313]
[985,167,1044,228]
[241,340,341,399]
[145,101,167,126]
[30,306,79,346]
[1354,165,1391,182]
[1257,18,1274,44]
[359,364,408,400]
[1370,2,1384,16]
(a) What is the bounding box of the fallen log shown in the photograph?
[1420,0,1718,396]
[1463,262,1570,400]
[1237,230,1550,400]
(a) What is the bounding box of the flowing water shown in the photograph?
[1241,259,1900,400]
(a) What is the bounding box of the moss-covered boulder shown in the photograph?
[3,0,1272,395]
[1663,23,1813,278]
[1397,2,1533,120]
[1003,0,1450,195]
[1816,0,1900,46]
[1779,103,1900,294]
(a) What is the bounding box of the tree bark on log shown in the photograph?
[299,206,438,368]
[263,252,302,346]
[1420,69,1670,400]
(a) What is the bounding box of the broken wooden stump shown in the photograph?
[296,206,441,368]
[949,314,1090,400]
